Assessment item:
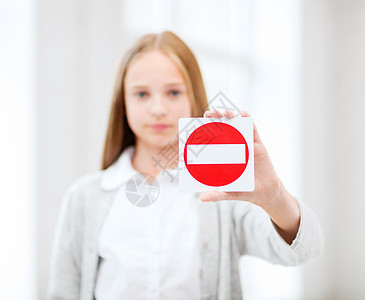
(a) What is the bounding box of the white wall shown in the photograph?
[302,0,365,298]
[37,1,126,298]
[0,0,37,299]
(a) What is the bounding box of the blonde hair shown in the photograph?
[101,31,208,170]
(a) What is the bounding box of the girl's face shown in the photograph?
[124,50,192,150]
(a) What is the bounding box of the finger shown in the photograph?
[253,122,263,144]
[209,110,224,118]
[200,191,234,202]
[223,110,236,119]
[240,110,251,117]
[203,110,212,118]
[240,110,263,144]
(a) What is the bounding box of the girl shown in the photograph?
[48,31,323,300]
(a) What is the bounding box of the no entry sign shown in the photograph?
[179,117,254,192]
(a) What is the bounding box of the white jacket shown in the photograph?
[47,161,323,300]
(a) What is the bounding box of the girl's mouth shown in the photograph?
[150,124,170,131]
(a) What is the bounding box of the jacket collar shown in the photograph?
[100,146,138,191]
[100,145,181,190]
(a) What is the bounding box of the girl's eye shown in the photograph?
[169,90,180,96]
[136,91,148,98]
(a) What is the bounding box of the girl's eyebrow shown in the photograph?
[130,85,149,90]
[130,82,185,89]
[165,82,185,87]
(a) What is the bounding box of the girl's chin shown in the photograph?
[152,139,177,149]
[138,136,178,150]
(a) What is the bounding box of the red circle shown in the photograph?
[184,122,249,186]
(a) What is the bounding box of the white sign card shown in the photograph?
[178,117,255,192]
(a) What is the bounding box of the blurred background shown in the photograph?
[1,0,364,299]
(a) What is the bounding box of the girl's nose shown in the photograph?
[150,96,168,118]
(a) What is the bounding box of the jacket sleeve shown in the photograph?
[232,200,324,266]
[47,185,83,300]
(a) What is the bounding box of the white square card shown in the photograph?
[178,117,254,192]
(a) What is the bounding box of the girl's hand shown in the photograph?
[201,109,280,207]
[201,109,300,244]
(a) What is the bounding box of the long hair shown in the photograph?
[101,31,208,170]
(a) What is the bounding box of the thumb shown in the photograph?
[240,110,263,144]
[200,191,233,202]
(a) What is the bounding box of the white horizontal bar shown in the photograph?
[186,144,246,164]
